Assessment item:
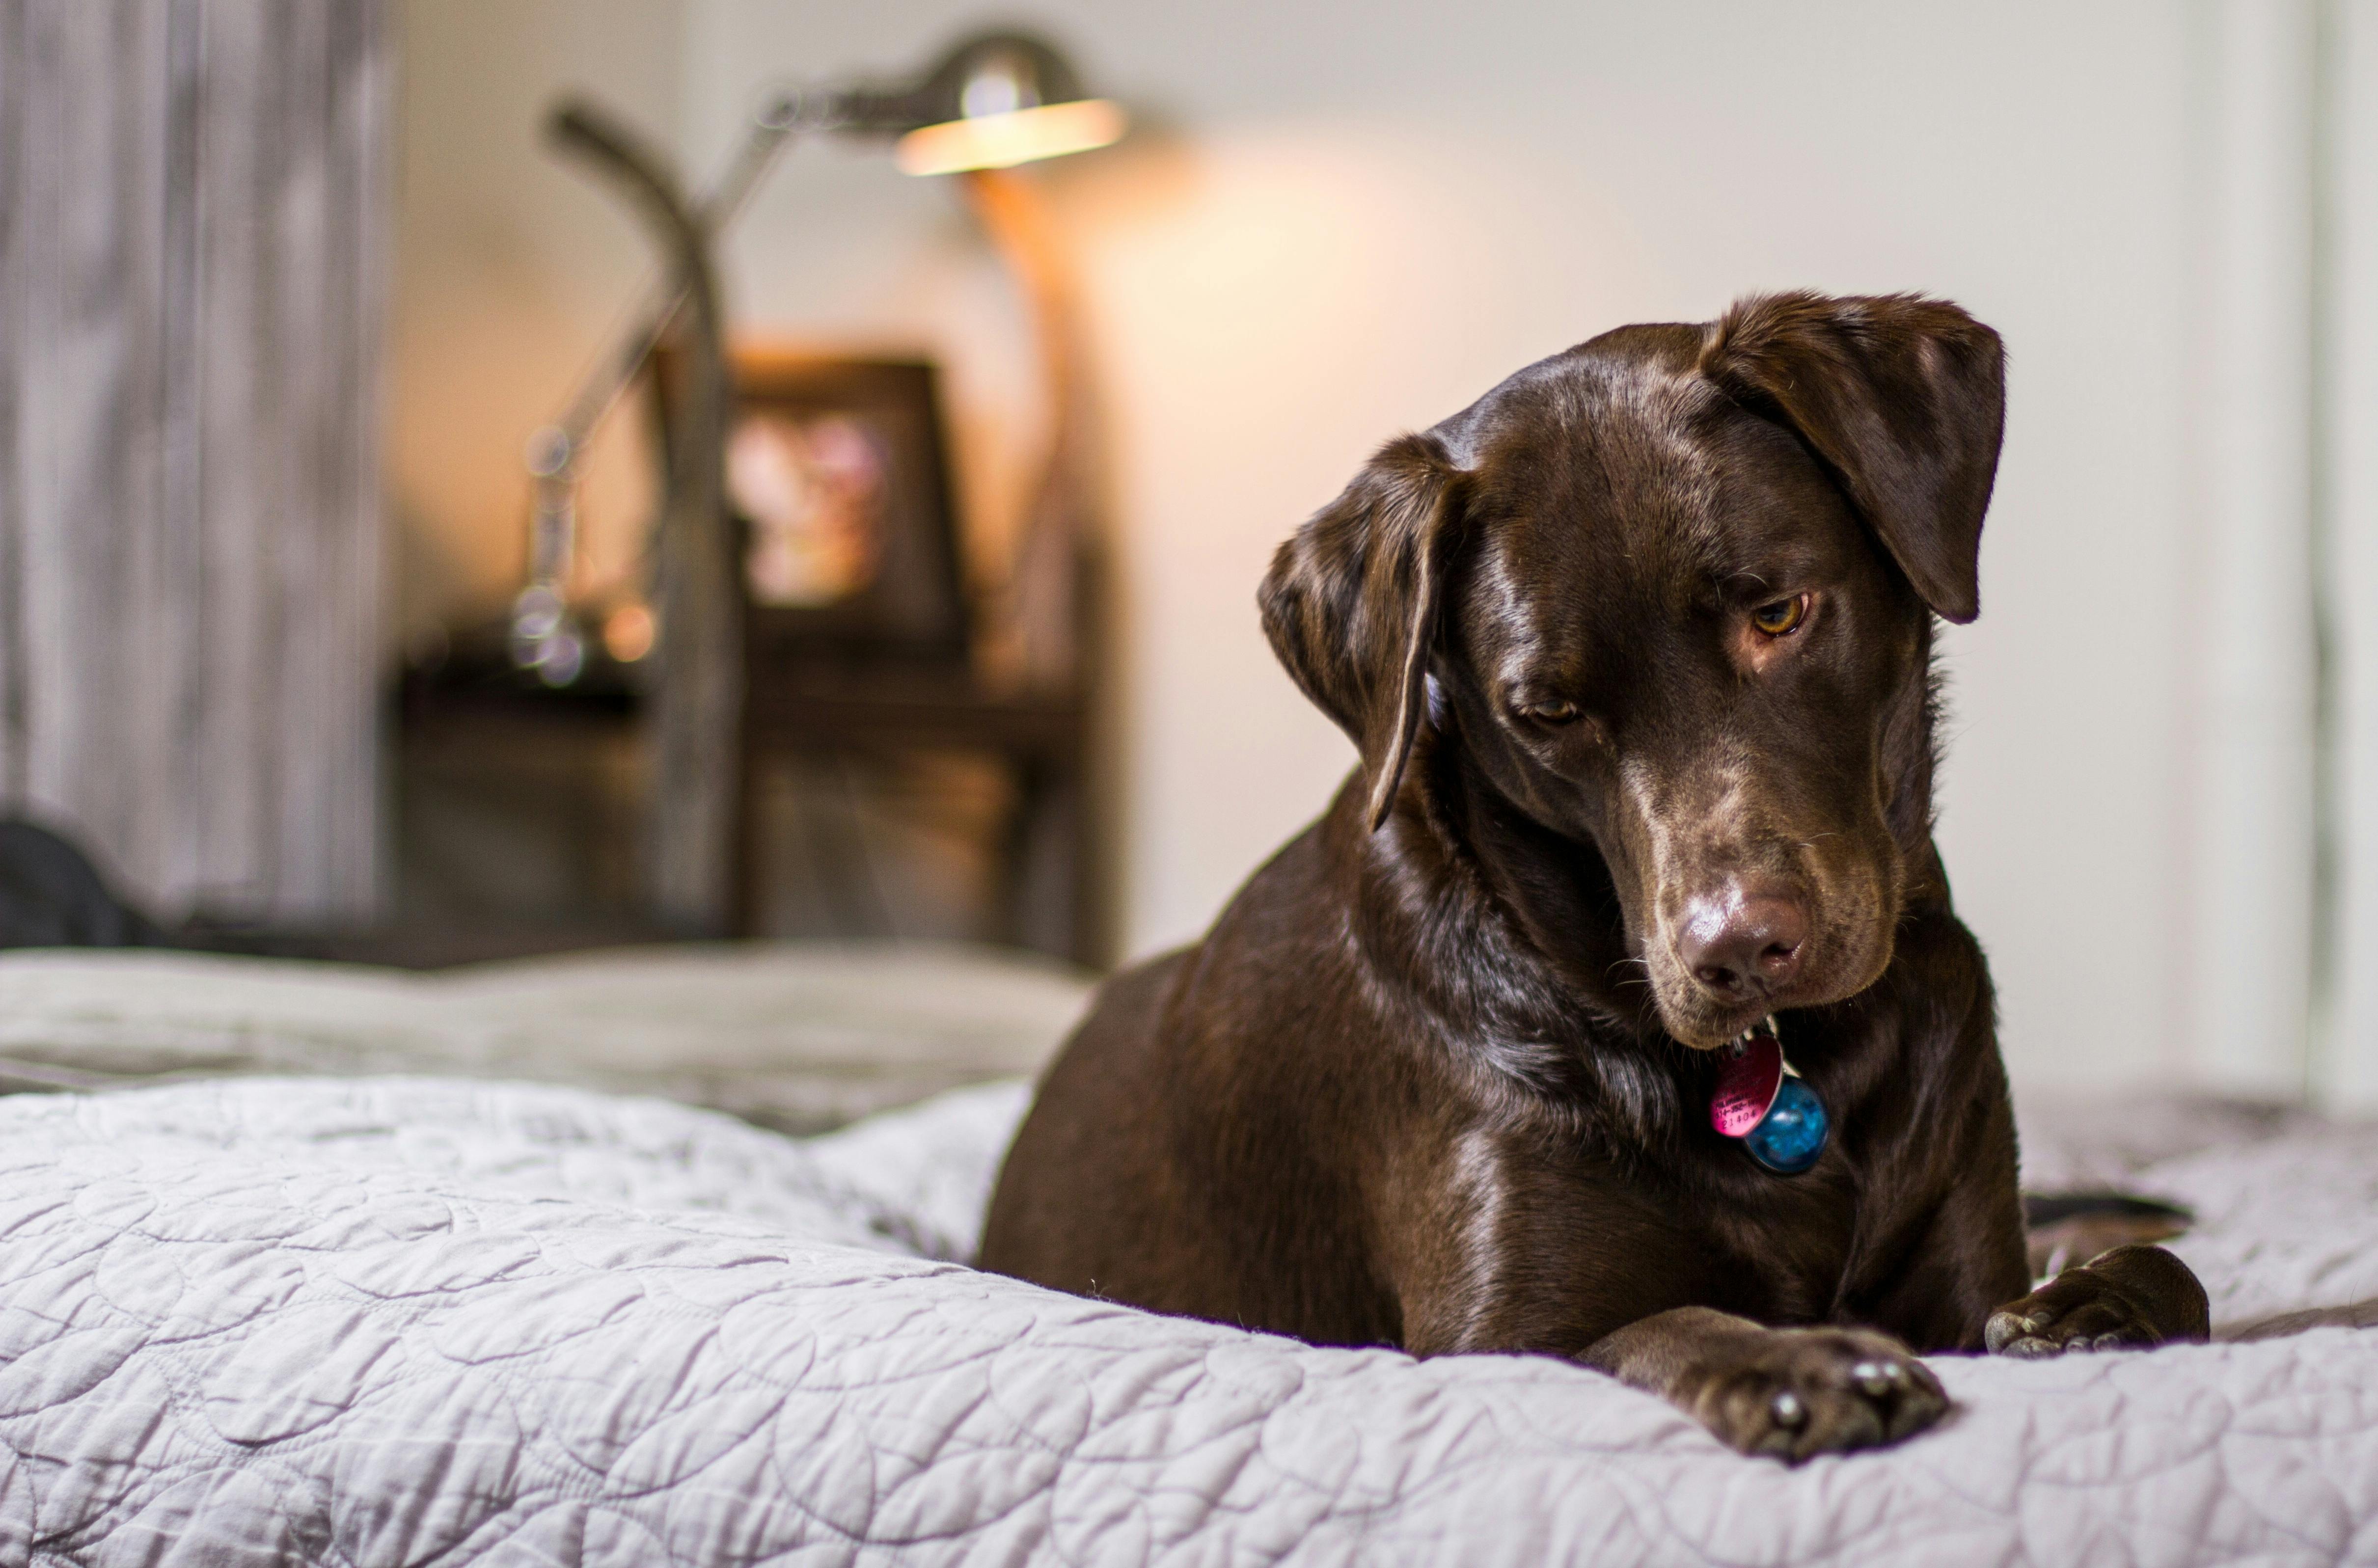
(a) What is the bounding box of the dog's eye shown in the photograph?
[1521,699,1581,725]
[1750,596,1808,637]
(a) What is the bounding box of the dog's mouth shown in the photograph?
[1671,1007,1788,1053]
[1724,1017,1776,1051]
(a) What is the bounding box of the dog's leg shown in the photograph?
[1583,1306,1949,1463]
[2221,1297,2378,1341]
[1984,1243,2211,1356]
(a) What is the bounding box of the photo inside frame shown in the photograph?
[729,410,887,608]
[657,350,971,661]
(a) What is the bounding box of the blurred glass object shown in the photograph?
[513,425,589,686]
[508,582,584,688]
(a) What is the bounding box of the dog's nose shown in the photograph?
[1677,886,1809,1000]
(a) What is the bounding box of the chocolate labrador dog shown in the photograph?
[979,292,2210,1461]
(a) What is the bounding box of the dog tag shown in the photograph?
[1710,1033,1783,1137]
[1744,1076,1829,1175]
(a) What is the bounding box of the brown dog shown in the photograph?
[979,292,2209,1461]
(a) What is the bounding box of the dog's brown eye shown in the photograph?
[1751,596,1808,637]
[1523,699,1581,725]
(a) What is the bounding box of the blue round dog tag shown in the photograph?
[1744,1076,1829,1175]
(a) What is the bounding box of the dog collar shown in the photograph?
[1711,1017,1830,1175]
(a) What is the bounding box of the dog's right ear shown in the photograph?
[1259,433,1468,832]
[1699,291,2003,623]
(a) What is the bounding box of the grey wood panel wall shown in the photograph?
[0,0,387,921]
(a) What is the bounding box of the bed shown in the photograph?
[0,946,2373,1566]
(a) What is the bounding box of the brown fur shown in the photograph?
[980,292,2209,1461]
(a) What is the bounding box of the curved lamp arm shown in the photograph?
[511,100,765,680]
[542,97,743,930]
[508,35,1122,932]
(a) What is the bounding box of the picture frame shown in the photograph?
[657,348,971,662]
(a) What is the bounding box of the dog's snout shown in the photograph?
[1677,885,1809,1001]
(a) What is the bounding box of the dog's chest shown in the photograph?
[1691,1162,1868,1320]
[1449,1111,1870,1332]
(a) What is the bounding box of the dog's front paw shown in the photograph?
[1986,1243,2211,1357]
[1687,1326,1948,1463]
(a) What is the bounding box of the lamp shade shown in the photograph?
[896,98,1125,175]
[835,31,1125,174]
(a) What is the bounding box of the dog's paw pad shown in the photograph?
[1695,1328,1948,1463]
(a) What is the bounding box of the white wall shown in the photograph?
[396,2,2351,1097]
[2325,0,2378,1109]
[2187,0,2321,1102]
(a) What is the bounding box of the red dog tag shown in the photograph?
[1711,1032,1784,1137]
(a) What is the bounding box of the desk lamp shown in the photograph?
[510,29,1125,685]
[511,29,1122,931]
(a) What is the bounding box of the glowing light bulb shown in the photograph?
[895,99,1126,176]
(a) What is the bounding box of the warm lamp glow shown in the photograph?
[895,99,1125,176]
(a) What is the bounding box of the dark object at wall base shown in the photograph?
[0,822,168,949]
[0,820,354,960]
[2022,1191,2194,1279]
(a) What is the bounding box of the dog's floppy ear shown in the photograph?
[1260,433,1468,831]
[1699,292,2004,623]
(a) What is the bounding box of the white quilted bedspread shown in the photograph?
[1,1076,2376,1567]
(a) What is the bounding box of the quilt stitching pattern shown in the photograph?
[0,1076,2372,1566]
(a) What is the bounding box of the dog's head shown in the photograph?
[1260,292,2004,1049]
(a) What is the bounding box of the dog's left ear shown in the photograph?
[1699,292,2004,623]
[1260,433,1468,831]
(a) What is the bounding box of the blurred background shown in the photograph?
[4,0,2377,1106]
